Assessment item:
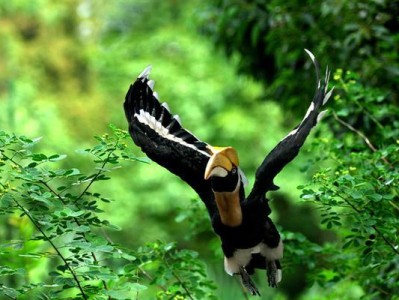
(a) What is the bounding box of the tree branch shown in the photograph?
[332,112,391,165]
[13,199,88,299]
[335,192,399,256]
[171,271,195,300]
[2,151,112,296]
[77,145,118,201]
[40,180,109,294]
[137,267,167,292]
[235,276,250,300]
[163,257,194,300]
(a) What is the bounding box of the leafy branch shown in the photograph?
[334,191,399,256]
[298,69,399,297]
[0,129,216,299]
[332,112,391,165]
[1,137,122,297]
[12,198,88,299]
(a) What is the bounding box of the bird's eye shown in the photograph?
[232,168,237,174]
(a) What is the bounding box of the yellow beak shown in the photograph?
[204,146,239,180]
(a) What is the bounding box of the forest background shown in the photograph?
[0,0,398,299]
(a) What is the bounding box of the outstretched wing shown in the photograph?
[124,66,215,214]
[248,50,333,201]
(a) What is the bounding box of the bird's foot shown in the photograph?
[266,260,281,288]
[239,266,261,296]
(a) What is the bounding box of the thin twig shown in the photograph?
[332,112,391,165]
[137,267,167,292]
[235,276,250,300]
[40,180,110,293]
[163,256,194,300]
[335,192,399,256]
[370,284,391,296]
[13,200,88,299]
[338,78,384,130]
[171,271,195,300]
[3,151,112,296]
[135,269,140,300]
[77,146,117,201]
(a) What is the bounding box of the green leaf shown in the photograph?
[0,266,25,276]
[21,136,43,148]
[31,153,48,162]
[105,283,147,299]
[54,207,85,218]
[65,168,81,176]
[48,154,67,162]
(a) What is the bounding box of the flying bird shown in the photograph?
[123,50,332,296]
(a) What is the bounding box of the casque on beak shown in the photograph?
[204,146,239,180]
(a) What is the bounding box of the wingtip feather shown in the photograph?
[305,49,320,86]
[323,87,334,105]
[317,110,328,123]
[147,79,155,90]
[304,49,316,63]
[174,114,182,125]
[138,65,152,79]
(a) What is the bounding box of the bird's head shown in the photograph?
[204,146,247,192]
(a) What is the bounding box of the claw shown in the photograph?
[266,261,279,287]
[239,266,261,296]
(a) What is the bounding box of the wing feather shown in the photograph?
[248,50,333,201]
[124,67,215,214]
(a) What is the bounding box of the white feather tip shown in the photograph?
[323,87,334,105]
[147,80,155,90]
[138,65,152,79]
[161,102,170,111]
[317,110,328,123]
[304,49,316,62]
[173,114,182,125]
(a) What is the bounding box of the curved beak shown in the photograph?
[204,147,239,180]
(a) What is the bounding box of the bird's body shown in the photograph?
[124,50,332,295]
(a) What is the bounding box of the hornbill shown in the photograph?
[123,50,333,296]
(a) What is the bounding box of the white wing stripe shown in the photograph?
[135,109,210,157]
[303,101,315,121]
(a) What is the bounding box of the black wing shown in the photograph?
[248,50,333,201]
[124,66,215,214]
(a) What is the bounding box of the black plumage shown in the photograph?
[123,50,332,296]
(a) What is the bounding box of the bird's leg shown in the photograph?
[266,260,278,287]
[239,266,261,296]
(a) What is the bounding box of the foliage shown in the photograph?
[298,70,399,299]
[0,127,215,299]
[198,0,399,112]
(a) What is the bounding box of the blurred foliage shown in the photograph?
[199,0,399,113]
[0,0,398,299]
